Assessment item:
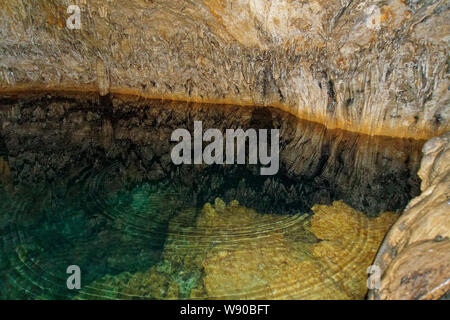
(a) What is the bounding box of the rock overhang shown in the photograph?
[0,0,448,139]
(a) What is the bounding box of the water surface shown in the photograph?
[0,92,424,299]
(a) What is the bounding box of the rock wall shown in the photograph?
[0,0,448,138]
[369,132,450,299]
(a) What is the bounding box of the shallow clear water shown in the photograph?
[0,93,425,299]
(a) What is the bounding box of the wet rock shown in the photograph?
[369,132,450,300]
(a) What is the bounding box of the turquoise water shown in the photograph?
[0,93,424,299]
[0,162,312,299]
[0,170,174,298]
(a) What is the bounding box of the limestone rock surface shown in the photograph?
[0,0,449,138]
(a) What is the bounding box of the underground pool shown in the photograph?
[0,92,425,299]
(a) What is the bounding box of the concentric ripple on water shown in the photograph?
[75,198,397,300]
[1,159,397,300]
[0,162,189,299]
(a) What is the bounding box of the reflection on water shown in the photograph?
[0,92,424,299]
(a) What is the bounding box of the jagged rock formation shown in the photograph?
[369,132,450,300]
[0,0,448,138]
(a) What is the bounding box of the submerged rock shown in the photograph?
[309,201,397,299]
[77,199,397,299]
